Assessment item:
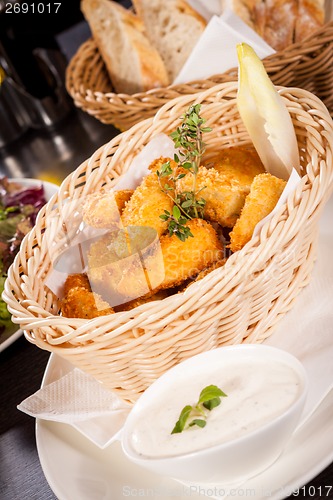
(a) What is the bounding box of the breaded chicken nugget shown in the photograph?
[116,218,224,301]
[61,287,114,319]
[87,225,163,307]
[159,218,224,287]
[204,145,265,187]
[114,189,134,212]
[178,166,249,228]
[229,173,286,253]
[63,273,91,296]
[60,273,114,319]
[121,157,176,236]
[82,189,133,229]
[176,146,265,228]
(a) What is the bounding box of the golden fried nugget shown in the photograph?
[121,157,176,236]
[176,146,264,228]
[205,145,265,187]
[159,219,224,287]
[60,273,114,319]
[114,189,134,212]
[87,226,163,307]
[116,218,224,300]
[63,273,91,296]
[61,286,114,319]
[229,173,287,253]
[178,166,250,228]
[82,189,133,229]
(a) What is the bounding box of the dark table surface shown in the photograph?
[1,16,333,498]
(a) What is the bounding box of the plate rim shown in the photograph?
[35,353,333,500]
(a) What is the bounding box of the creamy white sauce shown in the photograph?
[130,359,302,458]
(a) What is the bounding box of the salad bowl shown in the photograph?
[0,177,59,351]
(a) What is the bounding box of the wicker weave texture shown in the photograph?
[4,82,333,402]
[65,21,333,130]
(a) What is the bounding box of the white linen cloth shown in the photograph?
[18,212,333,446]
[18,188,333,448]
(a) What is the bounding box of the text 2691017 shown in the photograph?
[4,2,61,14]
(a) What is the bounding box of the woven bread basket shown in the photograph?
[66,19,333,131]
[4,82,333,403]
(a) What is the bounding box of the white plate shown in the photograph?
[0,178,59,352]
[35,194,333,500]
[0,328,23,352]
[36,353,333,500]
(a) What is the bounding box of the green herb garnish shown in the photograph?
[171,384,227,434]
[157,104,211,241]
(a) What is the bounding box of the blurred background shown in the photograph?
[0,0,130,183]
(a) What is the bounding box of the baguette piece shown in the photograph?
[262,0,297,51]
[230,0,262,31]
[81,0,169,94]
[231,0,296,50]
[295,0,325,42]
[132,0,207,82]
[230,0,325,51]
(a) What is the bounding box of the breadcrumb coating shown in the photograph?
[229,173,286,253]
[205,145,265,187]
[178,166,250,228]
[116,218,224,301]
[82,189,133,229]
[60,273,114,319]
[121,157,177,236]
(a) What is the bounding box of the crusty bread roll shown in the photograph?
[230,0,325,51]
[262,0,297,51]
[295,0,325,42]
[231,0,261,31]
[80,0,169,94]
[132,0,207,82]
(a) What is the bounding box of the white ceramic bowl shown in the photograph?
[121,344,308,484]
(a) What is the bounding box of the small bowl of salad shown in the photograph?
[0,177,59,351]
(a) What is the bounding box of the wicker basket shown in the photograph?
[4,82,333,402]
[66,20,333,131]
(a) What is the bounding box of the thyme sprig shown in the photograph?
[157,104,211,241]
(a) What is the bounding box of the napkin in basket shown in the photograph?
[173,6,275,84]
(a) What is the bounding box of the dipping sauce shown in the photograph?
[130,358,303,458]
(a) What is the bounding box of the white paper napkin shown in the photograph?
[18,368,131,448]
[265,219,333,427]
[187,0,223,21]
[173,9,275,84]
